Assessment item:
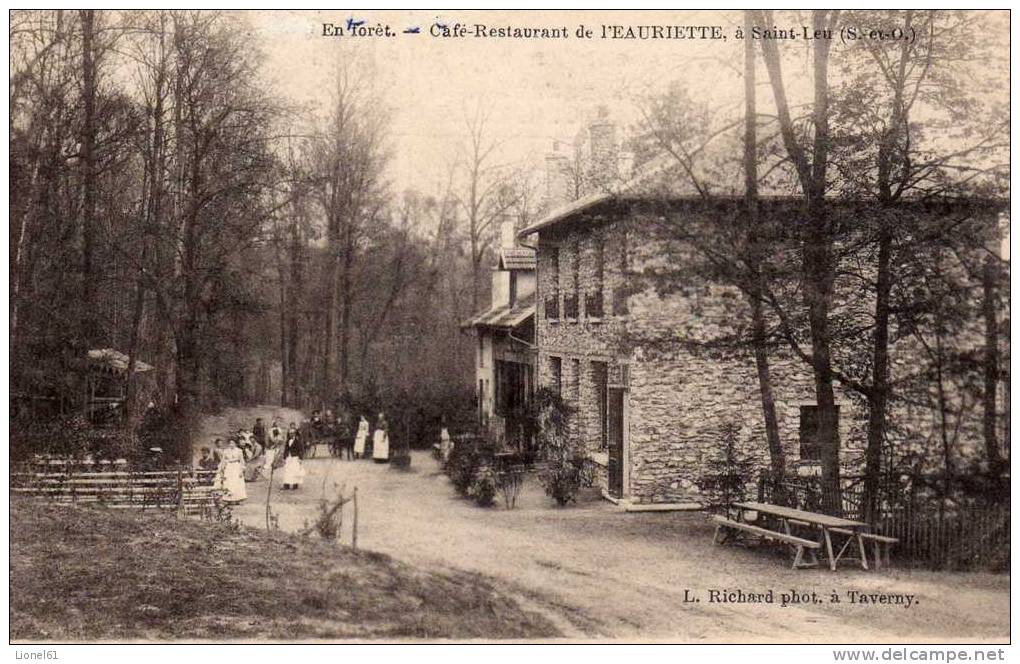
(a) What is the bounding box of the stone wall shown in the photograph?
[533,201,999,504]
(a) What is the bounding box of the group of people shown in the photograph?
[196,418,308,503]
[195,410,395,503]
[307,409,392,463]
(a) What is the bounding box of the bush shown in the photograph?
[530,388,590,506]
[538,460,587,506]
[496,464,526,509]
[446,434,499,506]
[447,443,481,496]
[695,421,757,513]
[471,467,497,507]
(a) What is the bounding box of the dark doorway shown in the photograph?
[607,388,625,497]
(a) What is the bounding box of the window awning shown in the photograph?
[460,292,535,331]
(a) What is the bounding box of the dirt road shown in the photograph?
[233,451,1009,642]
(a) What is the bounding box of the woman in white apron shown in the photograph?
[372,412,389,463]
[280,430,305,489]
[439,424,452,464]
[353,415,369,459]
[219,439,247,502]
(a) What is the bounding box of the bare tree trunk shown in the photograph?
[337,222,355,399]
[758,10,842,513]
[80,9,99,345]
[275,228,289,406]
[744,11,785,490]
[982,252,1002,472]
[863,221,892,522]
[287,216,305,407]
[125,25,168,425]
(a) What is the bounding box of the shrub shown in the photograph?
[314,498,341,541]
[471,467,497,507]
[537,460,587,506]
[447,443,480,496]
[530,388,590,506]
[496,464,526,509]
[695,421,757,513]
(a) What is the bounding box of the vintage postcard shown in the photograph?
[8,8,1010,651]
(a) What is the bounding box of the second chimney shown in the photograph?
[588,106,618,192]
[544,140,571,212]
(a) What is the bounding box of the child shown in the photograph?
[197,447,218,471]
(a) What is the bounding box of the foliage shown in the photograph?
[314,497,342,541]
[538,461,587,507]
[10,414,141,465]
[446,437,482,496]
[529,388,590,506]
[470,467,497,507]
[695,421,758,513]
[495,464,526,509]
[445,433,500,507]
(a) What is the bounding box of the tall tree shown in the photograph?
[757,9,844,512]
[457,104,517,312]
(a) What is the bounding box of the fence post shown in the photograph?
[177,463,184,516]
[352,487,358,552]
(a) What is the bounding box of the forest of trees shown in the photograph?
[10,10,537,457]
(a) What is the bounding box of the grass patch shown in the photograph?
[10,499,559,641]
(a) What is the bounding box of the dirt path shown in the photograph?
[233,451,1008,643]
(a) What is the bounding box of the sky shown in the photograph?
[246,9,1009,208]
[249,9,753,196]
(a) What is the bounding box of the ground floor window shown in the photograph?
[799,404,840,462]
[592,361,608,450]
[549,356,562,396]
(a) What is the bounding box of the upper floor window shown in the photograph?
[552,246,561,290]
[587,237,606,318]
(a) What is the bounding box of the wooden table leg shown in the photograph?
[857,533,869,570]
[792,545,804,569]
[823,528,836,571]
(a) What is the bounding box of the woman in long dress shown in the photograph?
[372,412,390,463]
[353,415,369,459]
[280,428,305,489]
[219,438,247,502]
[261,420,284,479]
[439,418,452,464]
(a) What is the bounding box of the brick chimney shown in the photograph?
[544,140,571,211]
[588,105,618,192]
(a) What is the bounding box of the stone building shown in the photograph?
[519,168,1006,507]
[462,221,537,451]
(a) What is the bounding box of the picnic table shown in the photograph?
[713,501,897,571]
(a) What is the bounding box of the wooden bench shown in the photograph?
[11,469,226,520]
[830,527,898,570]
[712,515,823,569]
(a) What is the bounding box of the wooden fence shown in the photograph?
[877,502,1009,571]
